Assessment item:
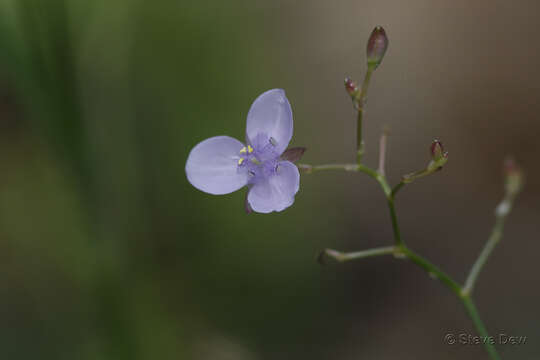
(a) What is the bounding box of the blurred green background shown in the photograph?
[0,0,538,359]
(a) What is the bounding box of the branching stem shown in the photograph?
[299,52,525,359]
[302,160,512,360]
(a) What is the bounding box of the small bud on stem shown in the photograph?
[344,77,360,102]
[430,140,446,161]
[503,157,523,196]
[367,26,388,69]
[402,139,449,183]
[427,139,448,171]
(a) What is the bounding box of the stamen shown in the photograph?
[239,147,247,154]
[238,158,245,165]
[247,145,254,153]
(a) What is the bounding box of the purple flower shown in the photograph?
[185,89,300,213]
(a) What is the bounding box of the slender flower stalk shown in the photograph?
[391,181,406,198]
[462,205,509,296]
[356,66,374,164]
[386,195,402,245]
[378,127,389,176]
[349,26,388,165]
[462,159,523,296]
[461,297,501,360]
[321,246,396,263]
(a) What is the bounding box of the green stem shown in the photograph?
[462,194,514,296]
[462,296,501,360]
[387,197,402,245]
[356,66,375,165]
[378,128,389,176]
[400,245,461,294]
[391,181,405,197]
[325,246,464,297]
[323,246,396,262]
[298,163,391,194]
[356,110,364,165]
[299,163,359,172]
[325,242,500,359]
[324,244,460,296]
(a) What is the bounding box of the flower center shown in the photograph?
[237,135,280,183]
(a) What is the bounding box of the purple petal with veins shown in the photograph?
[185,136,248,195]
[246,89,293,156]
[247,161,299,213]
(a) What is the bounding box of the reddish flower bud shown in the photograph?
[427,139,448,171]
[430,139,448,162]
[344,77,359,99]
[366,26,388,69]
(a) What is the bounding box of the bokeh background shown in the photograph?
[0,0,538,359]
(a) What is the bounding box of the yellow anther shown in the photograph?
[239,147,247,154]
[247,145,254,153]
[238,158,245,165]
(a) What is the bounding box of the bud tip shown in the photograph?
[367,26,389,69]
[430,139,448,161]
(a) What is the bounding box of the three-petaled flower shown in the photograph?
[185,89,301,213]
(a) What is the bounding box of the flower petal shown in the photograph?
[247,161,299,213]
[186,136,248,195]
[246,89,293,156]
